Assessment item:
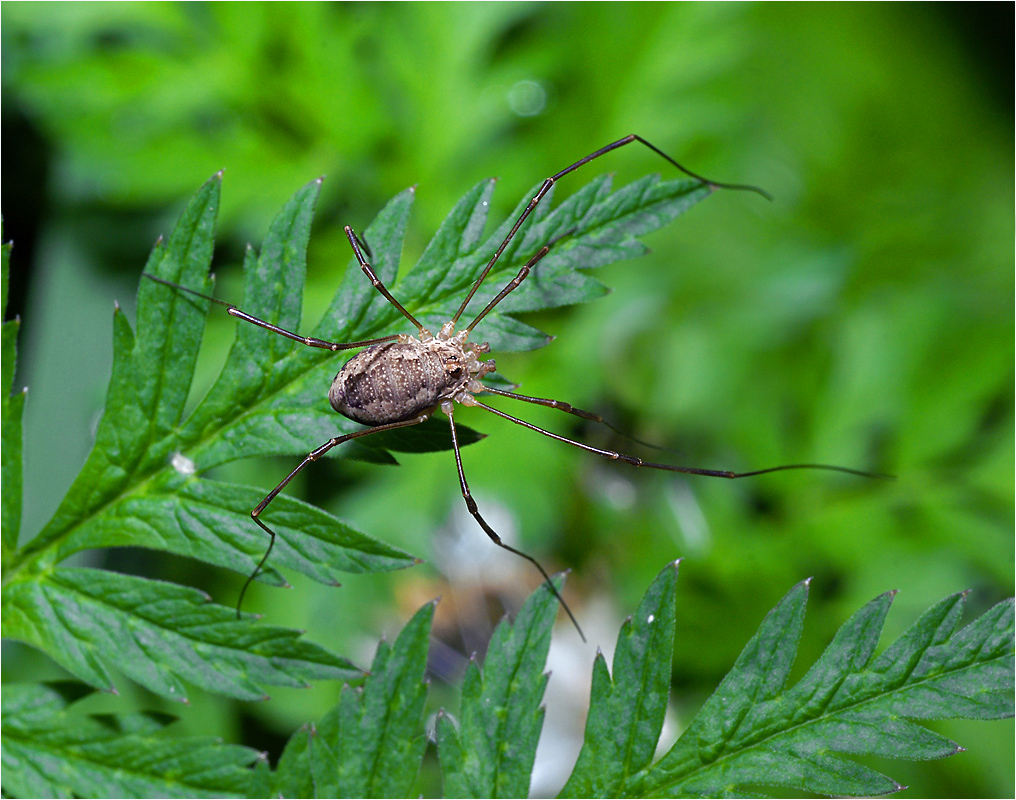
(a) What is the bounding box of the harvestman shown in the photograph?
[146,135,880,640]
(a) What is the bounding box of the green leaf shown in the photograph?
[561,561,680,797]
[2,568,362,702]
[617,583,1015,797]
[61,479,414,589]
[2,237,24,567]
[4,165,716,706]
[177,178,342,461]
[438,573,563,798]
[14,173,222,561]
[2,175,416,702]
[398,174,712,352]
[273,600,434,798]
[1,681,260,798]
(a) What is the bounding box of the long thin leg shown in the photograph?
[143,272,401,352]
[444,401,586,641]
[465,396,890,480]
[464,226,578,335]
[481,385,675,453]
[236,412,432,616]
[463,243,551,335]
[453,134,772,329]
[344,226,427,334]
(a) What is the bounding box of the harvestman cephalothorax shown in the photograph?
[146,135,884,641]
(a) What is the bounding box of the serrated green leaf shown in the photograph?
[620,584,1015,798]
[397,174,711,352]
[2,350,24,564]
[2,176,419,702]
[2,238,25,567]
[273,724,316,798]
[57,478,415,589]
[409,179,503,305]
[393,180,553,323]
[164,184,420,476]
[180,178,328,450]
[1,290,24,565]
[1,568,362,702]
[15,173,221,562]
[133,173,221,440]
[1,681,97,726]
[5,165,717,706]
[1,681,259,798]
[562,561,680,798]
[274,600,434,798]
[438,573,563,798]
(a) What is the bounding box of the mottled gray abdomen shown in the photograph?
[329,341,463,426]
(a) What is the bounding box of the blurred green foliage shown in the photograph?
[3,3,1012,797]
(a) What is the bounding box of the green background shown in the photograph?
[3,3,1012,797]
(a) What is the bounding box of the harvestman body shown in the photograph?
[147,135,880,640]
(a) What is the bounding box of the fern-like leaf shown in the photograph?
[2,234,24,569]
[437,573,564,798]
[562,561,680,797]
[273,600,434,798]
[3,569,360,702]
[2,166,713,704]
[0,681,261,798]
[575,579,1014,798]
[1,176,387,701]
[261,565,1011,799]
